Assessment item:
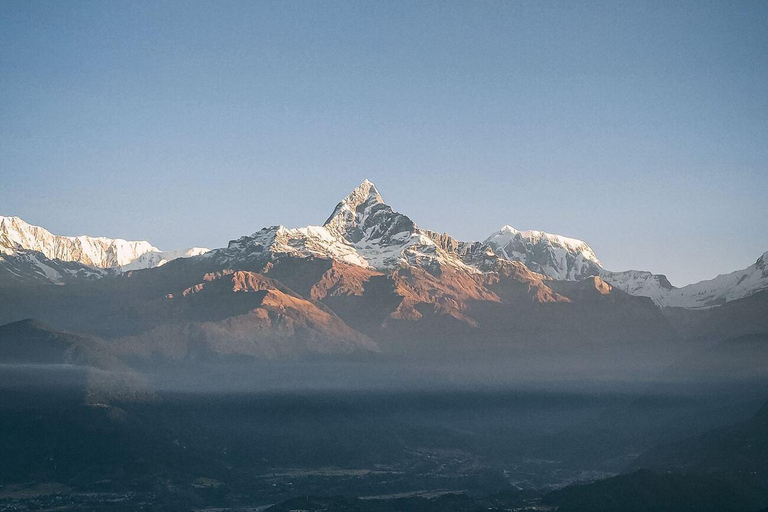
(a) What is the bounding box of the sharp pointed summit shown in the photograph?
[324,179,385,236]
[346,178,383,206]
[208,179,479,272]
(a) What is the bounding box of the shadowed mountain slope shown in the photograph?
[0,319,152,403]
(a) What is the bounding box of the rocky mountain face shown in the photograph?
[204,180,483,275]
[600,269,675,304]
[110,269,379,361]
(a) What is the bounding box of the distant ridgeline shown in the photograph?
[0,180,765,366]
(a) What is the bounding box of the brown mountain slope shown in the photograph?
[0,248,679,363]
[112,270,378,361]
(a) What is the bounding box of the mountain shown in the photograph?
[4,182,766,310]
[482,224,768,310]
[602,252,768,309]
[0,179,764,365]
[1,215,157,268]
[666,331,768,380]
[663,251,768,308]
[624,400,768,509]
[110,270,379,361]
[202,180,484,275]
[0,319,152,403]
[0,318,117,367]
[599,269,675,305]
[659,288,768,344]
[484,225,602,280]
[0,215,209,282]
[0,247,111,285]
[0,181,677,364]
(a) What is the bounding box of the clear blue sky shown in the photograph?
[1,1,766,286]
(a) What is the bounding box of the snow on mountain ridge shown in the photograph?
[210,180,767,309]
[121,247,211,272]
[484,222,768,308]
[601,252,768,309]
[323,178,384,237]
[484,225,602,280]
[0,216,158,268]
[0,215,208,273]
[3,182,766,310]
[659,251,768,308]
[211,180,480,274]
[600,270,675,306]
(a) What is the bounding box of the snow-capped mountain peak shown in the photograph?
[323,179,387,238]
[484,225,602,280]
[212,180,478,273]
[326,179,383,217]
[602,251,768,309]
[0,215,209,280]
[662,250,768,308]
[484,222,768,309]
[4,181,766,310]
[317,180,485,271]
[0,215,159,268]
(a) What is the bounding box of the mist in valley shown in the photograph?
[2,336,768,511]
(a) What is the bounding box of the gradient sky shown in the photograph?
[1,1,767,286]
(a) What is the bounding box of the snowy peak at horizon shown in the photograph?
[221,179,475,272]
[0,215,159,268]
[0,215,209,276]
[484,224,602,281]
[217,179,768,309]
[494,225,601,265]
[482,222,768,309]
[121,247,211,272]
[323,179,417,247]
[602,251,768,309]
[2,180,767,310]
[323,178,384,233]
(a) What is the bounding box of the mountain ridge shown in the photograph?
[0,215,209,280]
[2,181,766,310]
